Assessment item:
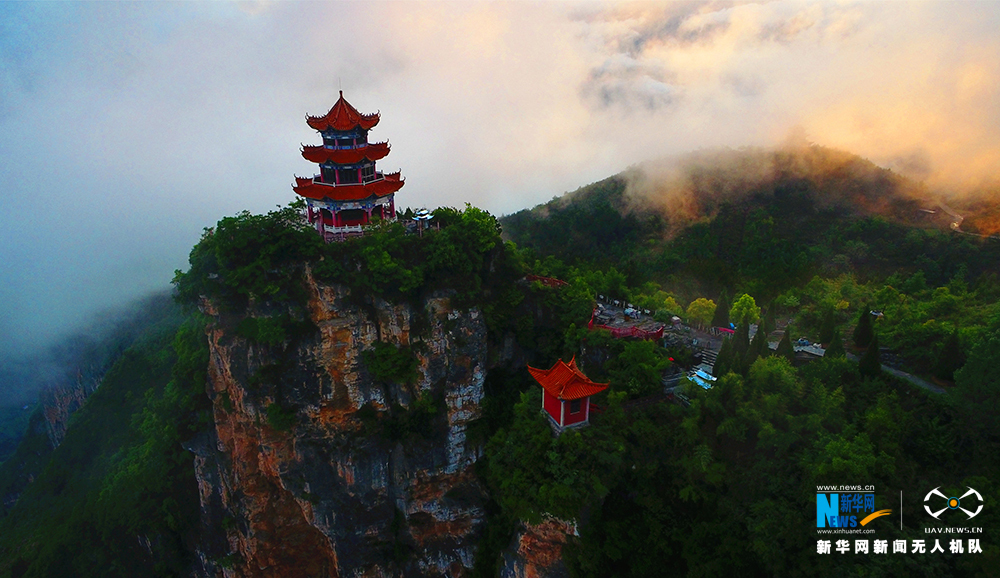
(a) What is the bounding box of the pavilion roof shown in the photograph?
[293,172,403,201]
[301,142,390,164]
[528,357,609,401]
[306,91,380,131]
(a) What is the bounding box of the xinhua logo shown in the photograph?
[817,493,892,528]
[924,487,983,520]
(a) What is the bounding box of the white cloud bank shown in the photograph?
[0,1,998,355]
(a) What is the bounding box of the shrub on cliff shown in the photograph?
[174,199,321,308]
[363,342,418,384]
[265,402,297,432]
[484,390,627,523]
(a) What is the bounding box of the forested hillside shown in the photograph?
[488,145,1000,576]
[0,145,998,576]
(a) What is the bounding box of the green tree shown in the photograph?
[825,331,845,358]
[853,306,874,349]
[714,337,735,377]
[686,298,716,328]
[746,325,768,368]
[712,290,731,328]
[932,329,965,381]
[484,391,553,523]
[858,333,881,378]
[730,322,751,376]
[762,302,776,336]
[775,327,794,363]
[729,293,761,327]
[818,308,836,346]
[662,295,683,316]
[606,340,671,398]
[952,326,1000,437]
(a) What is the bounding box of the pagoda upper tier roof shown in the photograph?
[306,91,380,131]
[293,172,403,201]
[528,357,609,401]
[301,142,390,164]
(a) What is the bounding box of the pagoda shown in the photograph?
[528,357,608,431]
[293,91,404,241]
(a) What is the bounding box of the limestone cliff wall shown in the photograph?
[40,370,101,448]
[500,519,576,578]
[193,273,489,577]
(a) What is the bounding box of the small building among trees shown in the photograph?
[528,357,608,431]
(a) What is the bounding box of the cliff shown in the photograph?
[193,270,490,577]
[501,519,575,578]
[40,370,101,448]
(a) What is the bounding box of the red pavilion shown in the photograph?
[293,92,404,241]
[528,357,608,430]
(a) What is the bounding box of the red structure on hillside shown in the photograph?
[525,275,569,288]
[588,310,665,340]
[528,357,608,431]
[293,92,404,241]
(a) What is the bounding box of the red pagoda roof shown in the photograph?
[293,172,404,201]
[301,142,390,164]
[527,357,609,401]
[306,91,380,131]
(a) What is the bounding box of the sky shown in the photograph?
[1,0,999,362]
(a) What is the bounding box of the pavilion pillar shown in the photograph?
[364,206,372,224]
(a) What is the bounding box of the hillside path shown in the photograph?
[845,353,945,394]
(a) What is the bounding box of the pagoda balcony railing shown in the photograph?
[323,224,364,234]
[311,172,387,186]
[323,140,385,151]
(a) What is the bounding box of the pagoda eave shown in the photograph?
[527,357,609,401]
[293,177,404,202]
[301,142,391,164]
[306,92,381,131]
[306,116,380,132]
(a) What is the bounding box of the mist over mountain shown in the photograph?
[502,143,999,301]
[0,291,179,407]
[620,144,941,231]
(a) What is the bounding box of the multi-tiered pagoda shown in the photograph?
[293,92,404,241]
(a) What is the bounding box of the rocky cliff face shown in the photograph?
[501,519,575,578]
[193,271,489,577]
[40,370,101,448]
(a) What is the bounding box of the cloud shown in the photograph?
[0,0,998,366]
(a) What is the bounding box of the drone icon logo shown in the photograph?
[924,487,983,520]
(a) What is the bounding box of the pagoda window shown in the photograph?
[339,209,365,225]
[361,164,376,182]
[320,166,337,184]
[569,399,582,414]
[337,167,360,184]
